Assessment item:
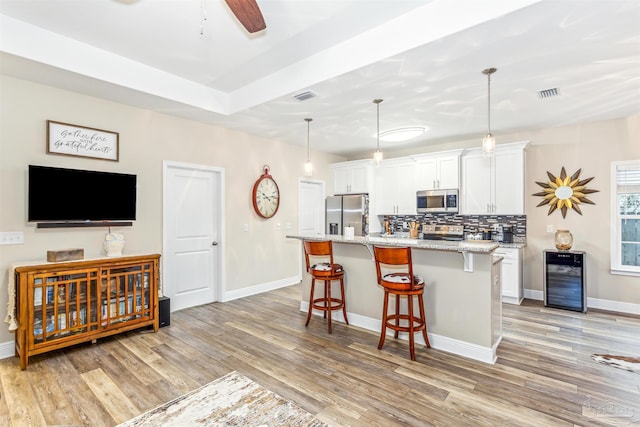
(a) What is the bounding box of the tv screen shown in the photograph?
[28,165,137,222]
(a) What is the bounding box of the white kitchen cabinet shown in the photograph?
[494,247,523,304]
[330,160,373,195]
[376,159,417,215]
[461,153,491,214]
[414,150,462,190]
[461,141,528,214]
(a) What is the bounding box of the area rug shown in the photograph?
[592,354,640,375]
[118,371,327,426]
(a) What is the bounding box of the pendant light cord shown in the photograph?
[304,118,312,161]
[307,120,310,160]
[377,102,380,151]
[200,0,207,35]
[487,72,491,134]
[373,99,383,150]
[482,68,496,135]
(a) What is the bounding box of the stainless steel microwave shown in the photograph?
[416,189,459,213]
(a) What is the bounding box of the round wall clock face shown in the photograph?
[252,167,280,218]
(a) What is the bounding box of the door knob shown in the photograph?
[212,241,218,246]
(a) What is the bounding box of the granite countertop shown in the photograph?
[286,233,502,254]
[494,241,527,249]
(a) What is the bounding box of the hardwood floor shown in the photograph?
[1,284,639,426]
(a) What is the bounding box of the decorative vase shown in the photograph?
[554,229,573,251]
[104,232,125,257]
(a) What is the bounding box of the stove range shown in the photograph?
[422,224,464,241]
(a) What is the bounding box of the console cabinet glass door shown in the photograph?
[30,268,99,346]
[100,263,153,327]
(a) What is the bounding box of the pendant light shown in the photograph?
[482,67,497,156]
[373,99,383,165]
[304,118,313,176]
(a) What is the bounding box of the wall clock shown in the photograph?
[252,165,280,218]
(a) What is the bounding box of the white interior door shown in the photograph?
[299,178,325,236]
[298,178,325,278]
[163,161,224,312]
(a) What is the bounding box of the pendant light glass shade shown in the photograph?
[482,68,497,156]
[482,132,495,154]
[304,118,313,176]
[373,99,383,165]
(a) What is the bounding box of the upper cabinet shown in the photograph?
[376,158,417,215]
[461,141,528,215]
[414,150,462,190]
[330,160,373,195]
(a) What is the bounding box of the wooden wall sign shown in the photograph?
[47,120,119,161]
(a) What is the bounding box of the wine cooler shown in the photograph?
[543,250,587,313]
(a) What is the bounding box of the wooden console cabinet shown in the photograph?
[14,254,160,369]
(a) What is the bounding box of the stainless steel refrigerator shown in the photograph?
[326,194,368,236]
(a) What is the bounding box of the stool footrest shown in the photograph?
[384,314,426,333]
[311,297,345,311]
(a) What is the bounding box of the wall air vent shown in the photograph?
[293,90,317,101]
[538,87,560,99]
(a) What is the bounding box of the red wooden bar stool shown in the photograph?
[373,245,430,360]
[303,240,349,333]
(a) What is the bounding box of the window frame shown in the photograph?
[610,160,640,276]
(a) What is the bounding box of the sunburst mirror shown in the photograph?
[533,167,599,218]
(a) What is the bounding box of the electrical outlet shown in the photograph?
[546,225,554,233]
[0,231,25,245]
[243,224,249,232]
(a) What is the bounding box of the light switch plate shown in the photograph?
[546,225,554,233]
[0,231,25,245]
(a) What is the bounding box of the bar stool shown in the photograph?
[303,240,349,333]
[373,245,430,360]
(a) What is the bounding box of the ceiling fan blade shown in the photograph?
[224,0,266,34]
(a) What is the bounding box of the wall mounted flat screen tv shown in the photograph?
[28,165,137,223]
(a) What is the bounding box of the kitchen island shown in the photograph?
[287,234,502,364]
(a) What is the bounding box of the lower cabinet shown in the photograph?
[494,247,523,304]
[14,254,160,369]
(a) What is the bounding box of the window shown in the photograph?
[611,160,640,276]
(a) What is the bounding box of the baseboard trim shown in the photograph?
[523,289,640,315]
[524,289,543,301]
[222,275,300,302]
[586,297,640,315]
[300,302,497,364]
[0,340,14,360]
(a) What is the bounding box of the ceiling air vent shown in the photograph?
[293,90,317,101]
[537,87,560,99]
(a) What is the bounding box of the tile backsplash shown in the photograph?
[379,213,526,239]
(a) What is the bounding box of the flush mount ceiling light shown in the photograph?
[482,67,497,156]
[379,126,426,143]
[373,99,384,165]
[304,118,313,177]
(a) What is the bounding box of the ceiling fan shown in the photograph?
[224,0,266,33]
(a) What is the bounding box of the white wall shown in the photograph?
[522,117,640,309]
[383,115,640,310]
[0,75,344,345]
